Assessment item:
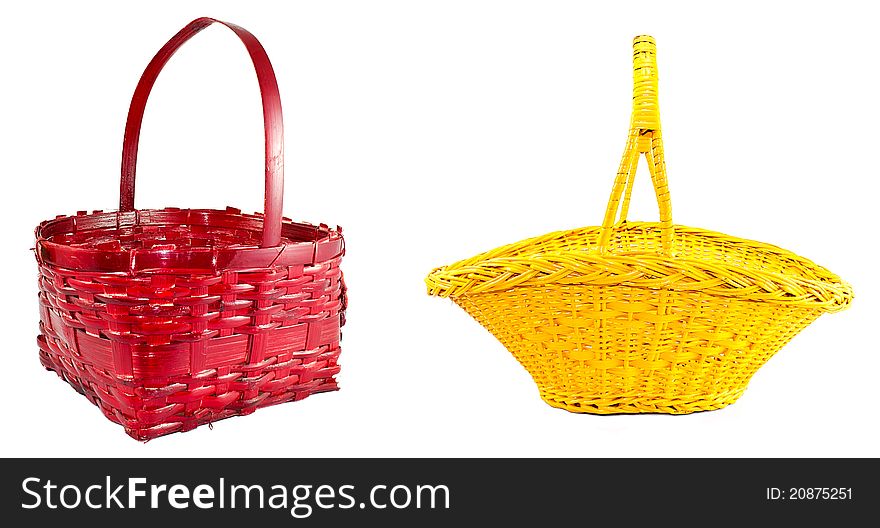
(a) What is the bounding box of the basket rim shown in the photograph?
[35,207,344,274]
[425,222,853,312]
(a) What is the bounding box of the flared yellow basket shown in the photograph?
[425,36,853,414]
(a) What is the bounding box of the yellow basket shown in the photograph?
[425,36,853,414]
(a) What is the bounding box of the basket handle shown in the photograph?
[119,17,284,248]
[598,35,673,255]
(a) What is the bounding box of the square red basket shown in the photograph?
[34,18,346,441]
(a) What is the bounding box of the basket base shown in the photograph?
[539,387,746,415]
[39,343,340,441]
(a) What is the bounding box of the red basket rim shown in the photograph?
[35,207,343,274]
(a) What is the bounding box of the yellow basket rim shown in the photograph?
[425,222,853,312]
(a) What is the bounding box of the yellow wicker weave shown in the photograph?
[425,36,853,414]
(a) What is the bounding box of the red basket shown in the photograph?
[34,18,346,441]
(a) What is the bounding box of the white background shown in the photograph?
[1,0,877,457]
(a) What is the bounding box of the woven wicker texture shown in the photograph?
[426,36,852,414]
[35,18,346,440]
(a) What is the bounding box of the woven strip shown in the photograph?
[426,223,852,311]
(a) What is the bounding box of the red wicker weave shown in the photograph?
[35,18,346,441]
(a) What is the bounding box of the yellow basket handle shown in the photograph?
[599,35,674,255]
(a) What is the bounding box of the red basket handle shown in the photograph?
[119,17,284,248]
